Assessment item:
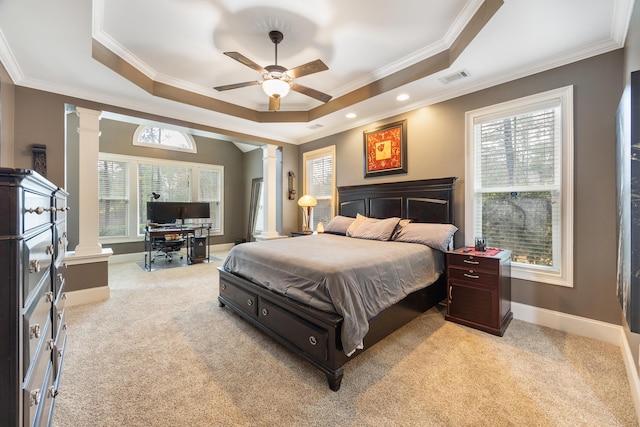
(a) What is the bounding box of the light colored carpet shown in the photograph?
[53,254,638,426]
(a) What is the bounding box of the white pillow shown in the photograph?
[393,223,458,252]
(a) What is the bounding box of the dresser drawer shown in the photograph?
[53,295,67,346]
[53,324,68,383]
[23,339,53,427]
[55,221,67,264]
[448,266,499,287]
[23,284,53,379]
[24,189,53,234]
[448,253,499,272]
[258,298,328,362]
[23,228,53,305]
[219,280,258,317]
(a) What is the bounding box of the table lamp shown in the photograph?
[297,194,317,233]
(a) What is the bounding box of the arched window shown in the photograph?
[133,125,197,153]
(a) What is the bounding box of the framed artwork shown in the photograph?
[363,120,407,177]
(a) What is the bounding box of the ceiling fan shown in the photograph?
[214,30,332,111]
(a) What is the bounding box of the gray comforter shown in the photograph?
[223,234,444,356]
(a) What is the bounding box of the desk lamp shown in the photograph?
[297,195,317,233]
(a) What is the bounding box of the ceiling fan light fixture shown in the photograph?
[262,78,291,98]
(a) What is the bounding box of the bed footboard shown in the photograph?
[217,267,445,391]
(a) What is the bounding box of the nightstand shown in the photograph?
[445,247,512,336]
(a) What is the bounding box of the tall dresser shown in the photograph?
[0,168,68,427]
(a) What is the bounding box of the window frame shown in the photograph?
[302,145,336,230]
[465,86,574,287]
[98,152,224,244]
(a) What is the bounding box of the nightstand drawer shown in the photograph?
[448,266,499,287]
[448,253,498,272]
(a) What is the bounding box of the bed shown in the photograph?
[218,177,457,391]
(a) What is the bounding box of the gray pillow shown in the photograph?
[393,223,458,251]
[324,215,355,235]
[351,217,400,241]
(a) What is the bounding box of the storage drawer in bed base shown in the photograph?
[217,268,345,391]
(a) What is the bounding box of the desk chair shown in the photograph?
[151,236,185,263]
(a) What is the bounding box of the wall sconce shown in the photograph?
[288,171,296,200]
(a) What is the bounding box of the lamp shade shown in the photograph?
[262,78,290,98]
[297,194,317,207]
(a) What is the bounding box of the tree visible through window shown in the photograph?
[133,125,196,153]
[466,86,573,287]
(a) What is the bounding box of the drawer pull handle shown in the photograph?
[62,293,68,300]
[221,283,226,290]
[30,324,40,339]
[48,386,59,399]
[449,286,453,301]
[261,308,269,316]
[464,273,480,279]
[463,259,479,265]
[57,273,63,282]
[30,389,41,407]
[309,336,317,346]
[247,299,253,306]
[46,244,54,255]
[26,207,46,215]
[47,339,54,350]
[45,291,53,303]
[30,259,40,273]
[57,311,63,321]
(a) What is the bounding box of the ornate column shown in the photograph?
[257,144,284,240]
[73,107,105,256]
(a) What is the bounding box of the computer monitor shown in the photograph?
[147,202,210,224]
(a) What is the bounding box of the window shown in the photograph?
[465,86,573,287]
[98,153,224,242]
[98,159,128,237]
[303,146,336,230]
[133,125,197,153]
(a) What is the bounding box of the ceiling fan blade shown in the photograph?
[213,81,260,91]
[268,96,281,111]
[223,52,266,73]
[291,83,332,103]
[286,59,329,79]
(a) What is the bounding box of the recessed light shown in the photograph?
[396,94,410,101]
[346,113,357,119]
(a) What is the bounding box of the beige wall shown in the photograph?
[301,49,625,326]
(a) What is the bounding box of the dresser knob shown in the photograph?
[221,283,226,290]
[309,336,317,346]
[48,386,58,398]
[247,299,253,306]
[261,308,269,316]
[29,389,41,406]
[30,324,41,339]
[29,259,40,273]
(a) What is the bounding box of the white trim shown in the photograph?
[65,286,110,307]
[465,86,574,287]
[512,302,640,423]
[64,248,113,265]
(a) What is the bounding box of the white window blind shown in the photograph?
[473,106,561,269]
[138,164,191,231]
[466,86,573,287]
[98,159,129,237]
[198,169,222,232]
[304,146,335,230]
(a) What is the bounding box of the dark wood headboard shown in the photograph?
[337,177,457,224]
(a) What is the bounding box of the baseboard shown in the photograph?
[65,285,110,307]
[108,243,234,264]
[512,302,640,423]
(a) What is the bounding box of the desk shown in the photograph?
[144,225,211,271]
